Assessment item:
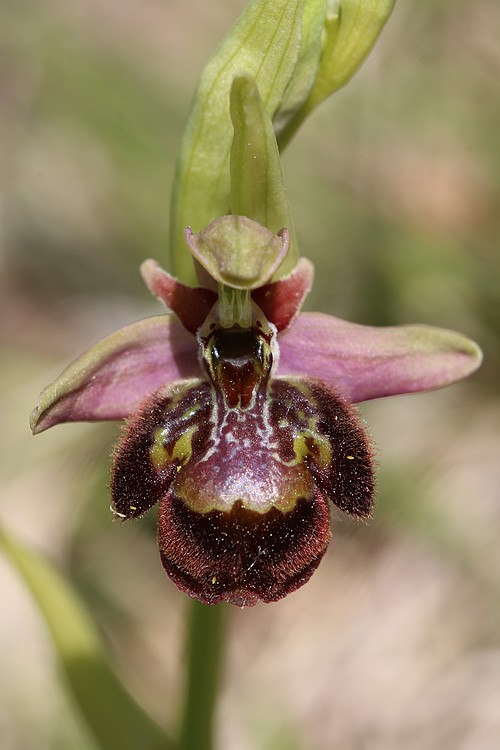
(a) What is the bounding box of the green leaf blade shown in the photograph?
[0,527,169,750]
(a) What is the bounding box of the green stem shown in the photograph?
[178,601,227,750]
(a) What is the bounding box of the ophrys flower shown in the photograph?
[30,216,481,606]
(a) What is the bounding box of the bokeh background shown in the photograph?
[1,0,499,748]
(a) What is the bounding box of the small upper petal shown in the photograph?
[141,259,216,334]
[277,312,482,403]
[30,316,200,433]
[252,257,313,332]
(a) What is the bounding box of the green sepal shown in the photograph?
[185,215,289,290]
[169,0,307,284]
[230,75,297,278]
[0,527,169,750]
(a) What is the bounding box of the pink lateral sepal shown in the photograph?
[278,312,483,403]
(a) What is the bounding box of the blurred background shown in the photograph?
[1,0,499,748]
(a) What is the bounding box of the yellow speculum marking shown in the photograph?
[150,429,168,471]
[278,417,332,469]
[181,403,202,420]
[150,425,198,472]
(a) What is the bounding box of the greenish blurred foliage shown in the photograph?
[1,1,499,749]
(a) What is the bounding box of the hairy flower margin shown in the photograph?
[30,216,482,607]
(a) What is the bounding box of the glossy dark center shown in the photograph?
[207,326,268,408]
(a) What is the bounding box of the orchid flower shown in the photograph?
[29,1,482,608]
[30,215,481,607]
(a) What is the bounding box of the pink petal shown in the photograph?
[277,313,482,403]
[30,316,200,433]
[141,259,216,334]
[252,258,313,332]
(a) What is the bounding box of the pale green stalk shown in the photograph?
[178,602,227,750]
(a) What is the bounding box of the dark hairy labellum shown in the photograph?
[159,494,331,607]
[111,309,375,606]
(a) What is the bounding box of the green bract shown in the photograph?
[170,0,307,283]
[277,0,396,147]
[271,0,326,138]
[170,0,395,282]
